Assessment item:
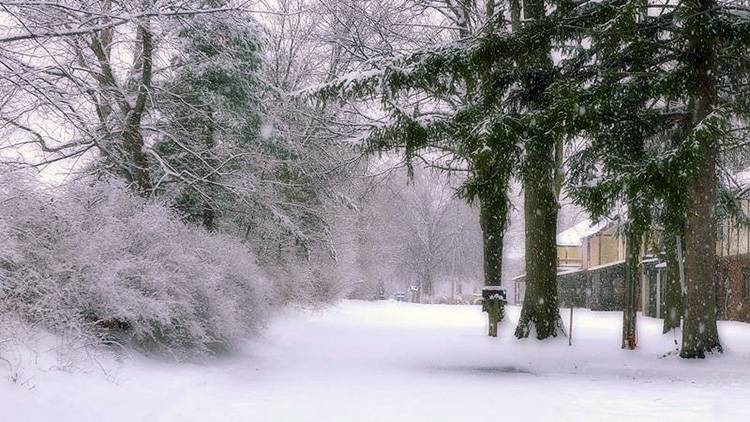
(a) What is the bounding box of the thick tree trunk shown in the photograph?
[682,144,721,357]
[480,197,506,286]
[662,234,683,333]
[515,146,563,339]
[622,226,641,349]
[423,277,433,298]
[681,140,722,357]
[479,194,509,337]
[120,12,154,195]
[680,0,722,358]
[122,127,152,193]
[514,0,564,340]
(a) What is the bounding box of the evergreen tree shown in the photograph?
[157,14,263,230]
[316,2,518,301]
[567,0,750,357]
[158,13,347,264]
[316,0,585,338]
[510,0,567,339]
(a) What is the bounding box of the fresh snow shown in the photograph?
[557,219,610,246]
[3,300,750,421]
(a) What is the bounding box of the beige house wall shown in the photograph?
[586,236,600,269]
[558,245,582,267]
[599,234,620,265]
[719,199,750,258]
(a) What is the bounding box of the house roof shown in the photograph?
[556,219,610,247]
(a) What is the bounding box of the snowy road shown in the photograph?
[4,300,750,421]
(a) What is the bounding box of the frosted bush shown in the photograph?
[266,257,345,307]
[0,172,270,358]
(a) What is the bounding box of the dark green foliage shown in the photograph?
[564,0,750,356]
[157,15,263,229]
[315,0,750,348]
[315,12,520,302]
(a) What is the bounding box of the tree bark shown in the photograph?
[515,162,562,339]
[480,193,508,336]
[509,0,521,32]
[622,225,641,349]
[680,0,722,358]
[662,233,683,333]
[682,142,721,357]
[514,0,564,340]
[480,196,507,286]
[122,12,153,194]
[202,201,216,231]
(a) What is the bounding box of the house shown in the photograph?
[513,206,750,323]
[556,219,625,270]
[513,218,627,307]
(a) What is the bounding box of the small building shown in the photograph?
[556,219,625,270]
[514,210,750,323]
[514,218,627,308]
[643,199,750,322]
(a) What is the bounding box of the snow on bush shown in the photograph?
[266,256,347,308]
[0,170,270,358]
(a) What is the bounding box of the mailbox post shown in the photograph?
[481,286,507,337]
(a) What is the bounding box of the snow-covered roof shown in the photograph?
[556,219,610,247]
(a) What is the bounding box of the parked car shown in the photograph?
[394,292,406,302]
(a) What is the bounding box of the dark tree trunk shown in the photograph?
[662,234,683,333]
[682,145,721,357]
[480,197,507,286]
[515,167,562,339]
[509,0,521,32]
[682,140,722,357]
[622,225,641,349]
[120,13,154,195]
[681,0,722,358]
[479,193,509,337]
[202,201,216,231]
[423,276,433,298]
[122,127,152,193]
[515,138,563,339]
[514,0,564,340]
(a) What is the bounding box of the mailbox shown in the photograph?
[481,286,507,301]
[481,286,507,337]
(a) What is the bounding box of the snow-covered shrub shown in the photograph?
[265,256,346,307]
[0,171,270,358]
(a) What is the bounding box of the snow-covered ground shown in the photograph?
[3,301,750,421]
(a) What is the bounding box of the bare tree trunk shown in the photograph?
[622,225,641,349]
[202,202,216,231]
[515,165,562,339]
[509,0,521,32]
[681,0,722,358]
[682,141,721,357]
[480,196,507,286]
[662,233,683,333]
